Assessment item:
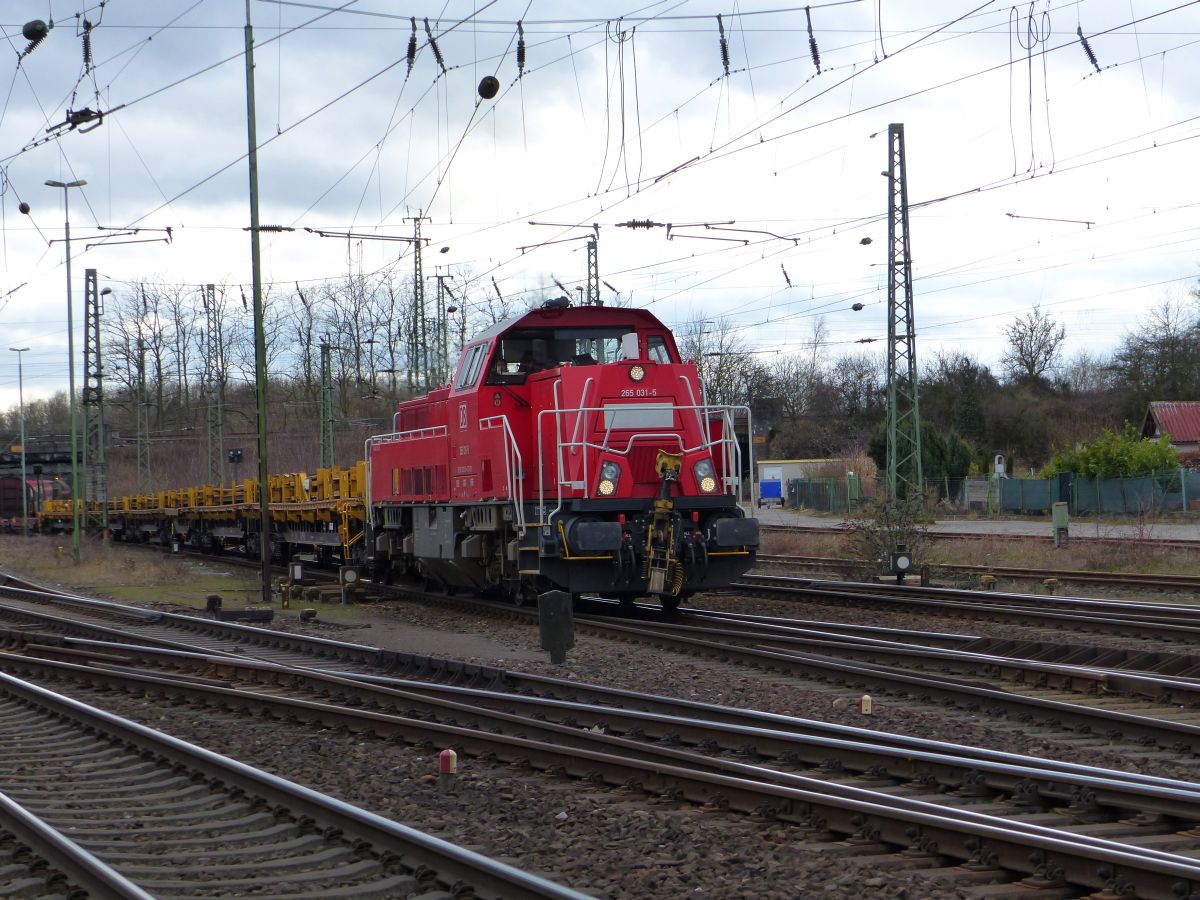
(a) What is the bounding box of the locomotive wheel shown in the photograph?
[660,594,681,612]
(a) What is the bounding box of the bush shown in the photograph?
[844,494,928,569]
[1041,423,1179,478]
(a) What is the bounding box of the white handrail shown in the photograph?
[568,376,595,457]
[369,424,448,446]
[480,415,526,535]
[536,402,753,526]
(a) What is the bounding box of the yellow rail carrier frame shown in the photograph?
[42,463,367,562]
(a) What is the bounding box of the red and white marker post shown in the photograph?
[438,747,458,792]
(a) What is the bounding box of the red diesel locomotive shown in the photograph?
[366,299,759,607]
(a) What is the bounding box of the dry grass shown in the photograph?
[0,535,261,607]
[0,536,379,625]
[761,530,855,559]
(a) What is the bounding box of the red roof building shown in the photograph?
[1141,401,1200,464]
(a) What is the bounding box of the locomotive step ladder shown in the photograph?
[518,544,541,576]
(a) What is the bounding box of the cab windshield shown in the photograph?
[487,326,632,384]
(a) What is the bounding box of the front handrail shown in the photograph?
[536,402,752,528]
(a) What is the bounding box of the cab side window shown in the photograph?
[647,335,671,364]
[455,344,486,390]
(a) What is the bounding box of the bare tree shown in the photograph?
[1001,306,1065,384]
[677,315,755,407]
[290,283,321,398]
[766,317,828,420]
[1059,349,1112,395]
[1111,296,1200,404]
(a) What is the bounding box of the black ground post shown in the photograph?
[537,590,575,664]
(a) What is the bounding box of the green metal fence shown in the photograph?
[786,470,1200,516]
[996,469,1200,515]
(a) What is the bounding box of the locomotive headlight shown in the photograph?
[597,459,621,497]
[628,364,646,382]
[693,458,718,493]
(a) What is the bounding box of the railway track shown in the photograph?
[760,521,1200,552]
[653,603,1200,706]
[5,640,1200,898]
[7,566,1200,758]
[755,552,1200,591]
[731,572,1200,643]
[0,668,583,899]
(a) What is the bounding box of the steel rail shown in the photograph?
[0,791,155,900]
[15,639,1200,819]
[651,606,1200,703]
[552,616,1200,753]
[0,669,586,900]
[19,629,1200,801]
[731,574,1200,642]
[0,580,383,666]
[4,567,1200,755]
[739,573,1200,622]
[605,613,1200,703]
[5,652,1200,899]
[756,552,1200,590]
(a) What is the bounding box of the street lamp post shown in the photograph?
[46,177,87,564]
[9,347,30,536]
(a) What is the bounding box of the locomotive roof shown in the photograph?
[470,304,671,343]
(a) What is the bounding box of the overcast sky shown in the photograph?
[2,0,1199,410]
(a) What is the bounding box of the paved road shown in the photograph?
[755,506,1200,543]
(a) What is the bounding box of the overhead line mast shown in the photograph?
[245,0,272,605]
[82,268,107,534]
[203,283,224,487]
[407,214,431,390]
[885,123,922,503]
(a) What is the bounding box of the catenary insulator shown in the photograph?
[517,21,526,77]
[805,7,820,74]
[405,18,417,79]
[716,15,729,77]
[1077,26,1101,74]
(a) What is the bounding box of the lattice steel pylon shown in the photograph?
[407,214,429,390]
[82,268,107,530]
[586,227,600,306]
[319,339,334,468]
[203,284,224,486]
[885,123,923,502]
[432,274,451,384]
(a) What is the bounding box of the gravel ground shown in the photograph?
[7,544,1200,897]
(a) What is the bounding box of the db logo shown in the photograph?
[458,403,468,430]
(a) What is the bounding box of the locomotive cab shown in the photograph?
[367,301,758,608]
